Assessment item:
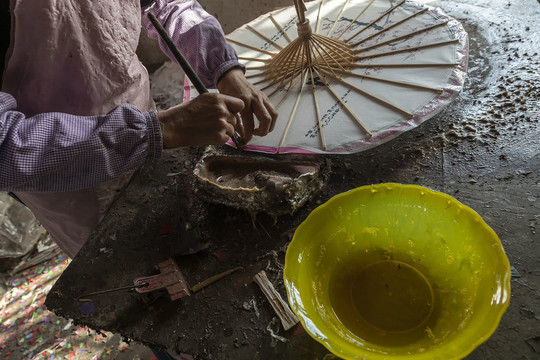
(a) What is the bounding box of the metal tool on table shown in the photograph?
[147,13,245,149]
[78,258,242,302]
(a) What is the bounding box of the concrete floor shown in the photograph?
[46,0,539,359]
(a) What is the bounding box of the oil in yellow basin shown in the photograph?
[284,183,510,360]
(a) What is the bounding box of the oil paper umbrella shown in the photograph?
[224,0,468,154]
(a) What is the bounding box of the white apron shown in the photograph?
[3,0,154,257]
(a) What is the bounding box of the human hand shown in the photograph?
[157,92,244,148]
[217,67,278,144]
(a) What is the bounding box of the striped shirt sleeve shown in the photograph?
[0,92,162,192]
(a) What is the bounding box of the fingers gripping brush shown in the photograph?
[147,12,244,149]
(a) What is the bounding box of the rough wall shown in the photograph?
[199,0,294,34]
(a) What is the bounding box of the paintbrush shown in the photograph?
[147,12,244,149]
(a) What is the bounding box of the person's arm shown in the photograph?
[141,0,277,143]
[0,92,162,192]
[141,0,239,88]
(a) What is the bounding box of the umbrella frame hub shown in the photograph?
[297,19,312,40]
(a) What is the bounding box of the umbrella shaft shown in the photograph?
[293,0,307,23]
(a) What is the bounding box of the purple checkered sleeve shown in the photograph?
[0,92,162,192]
[142,0,244,88]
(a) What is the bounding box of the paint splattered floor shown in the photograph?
[0,247,155,360]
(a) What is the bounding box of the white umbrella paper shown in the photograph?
[220,0,468,154]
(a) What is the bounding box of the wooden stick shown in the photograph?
[348,8,429,45]
[315,0,325,33]
[354,39,459,60]
[253,271,299,331]
[246,69,270,78]
[307,62,327,150]
[345,0,406,42]
[191,266,242,293]
[240,56,272,63]
[350,62,460,67]
[332,69,443,92]
[280,41,305,88]
[321,68,414,118]
[310,38,345,79]
[326,0,351,36]
[312,67,372,136]
[271,75,303,104]
[248,69,272,82]
[313,35,354,65]
[315,37,354,67]
[226,37,276,56]
[270,14,293,43]
[352,21,450,51]
[278,69,308,150]
[335,0,375,40]
[247,24,284,50]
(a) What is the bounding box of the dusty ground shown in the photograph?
[0,238,156,360]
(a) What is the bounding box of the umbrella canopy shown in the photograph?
[223,0,468,154]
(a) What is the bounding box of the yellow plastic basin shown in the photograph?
[284,183,510,360]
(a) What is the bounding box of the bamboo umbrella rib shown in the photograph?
[245,69,270,80]
[310,38,350,77]
[355,39,459,60]
[287,38,306,89]
[321,68,414,117]
[240,56,272,63]
[278,70,309,150]
[333,70,443,92]
[247,68,269,78]
[311,41,343,78]
[256,48,306,90]
[313,43,354,67]
[267,43,299,85]
[314,34,354,56]
[335,0,376,40]
[307,65,326,150]
[270,14,293,43]
[312,36,353,63]
[246,24,284,50]
[351,62,460,67]
[272,75,303,104]
[268,40,303,89]
[326,85,373,137]
[245,67,267,74]
[315,0,325,33]
[250,70,272,84]
[278,41,305,87]
[326,0,351,36]
[312,68,372,136]
[345,0,406,42]
[304,36,314,68]
[271,44,296,73]
[352,21,449,52]
[277,40,304,70]
[227,37,276,56]
[350,8,429,47]
[252,62,283,86]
